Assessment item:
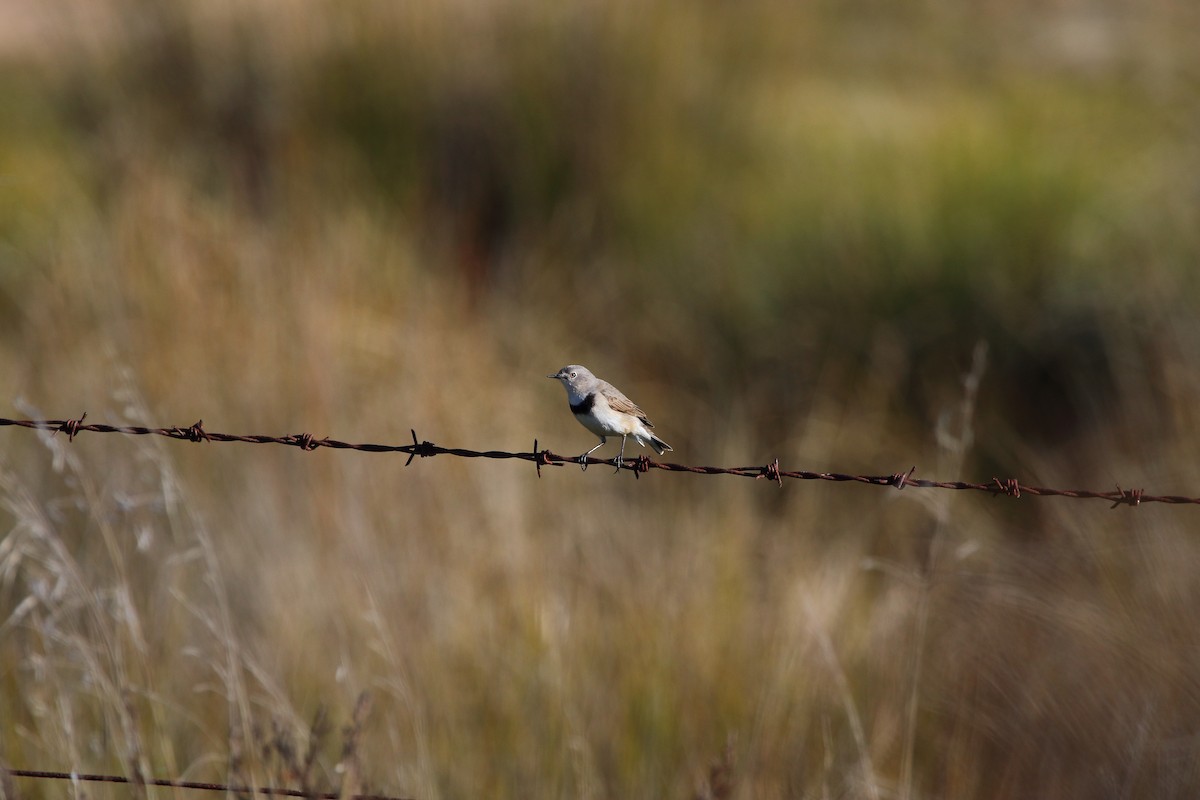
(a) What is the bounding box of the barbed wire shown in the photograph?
[0,406,1194,795]
[3,768,408,800]
[1,414,1195,507]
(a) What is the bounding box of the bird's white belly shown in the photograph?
[576,401,640,437]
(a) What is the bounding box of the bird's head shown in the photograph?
[547,365,593,392]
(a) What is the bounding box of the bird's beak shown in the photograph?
[546,374,559,379]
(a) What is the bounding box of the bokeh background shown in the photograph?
[3,1,1200,797]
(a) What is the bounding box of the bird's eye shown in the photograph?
[569,371,577,378]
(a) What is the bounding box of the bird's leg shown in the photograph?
[581,437,605,471]
[614,435,628,473]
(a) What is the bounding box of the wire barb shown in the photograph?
[179,419,209,442]
[890,466,916,490]
[54,412,88,441]
[288,432,323,451]
[400,430,439,464]
[632,454,653,480]
[1110,485,1144,509]
[758,459,783,487]
[991,478,1022,498]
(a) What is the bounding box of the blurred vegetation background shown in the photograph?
[3,0,1200,797]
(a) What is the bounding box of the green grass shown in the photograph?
[3,1,1200,797]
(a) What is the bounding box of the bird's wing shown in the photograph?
[602,385,654,427]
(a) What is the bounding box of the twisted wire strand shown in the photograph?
[4,768,407,800]
[0,415,1187,507]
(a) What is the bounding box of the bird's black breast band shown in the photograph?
[570,394,596,415]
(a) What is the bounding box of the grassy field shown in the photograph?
[3,1,1200,797]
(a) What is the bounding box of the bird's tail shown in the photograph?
[648,434,672,456]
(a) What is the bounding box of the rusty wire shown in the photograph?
[1,414,1195,507]
[4,768,407,800]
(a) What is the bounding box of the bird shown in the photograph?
[547,364,672,471]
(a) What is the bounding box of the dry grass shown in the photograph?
[3,1,1200,798]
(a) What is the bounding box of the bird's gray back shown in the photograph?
[597,379,650,424]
